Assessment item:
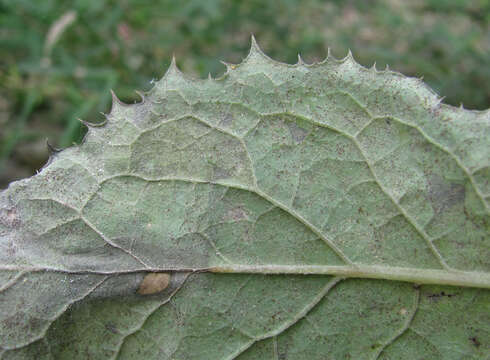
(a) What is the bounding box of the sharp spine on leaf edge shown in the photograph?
[29,36,470,186]
[346,49,354,60]
[248,34,263,57]
[110,89,126,105]
[165,55,181,76]
[106,36,466,141]
[77,117,107,128]
[327,47,333,60]
[297,54,305,65]
[134,90,146,103]
[108,89,131,116]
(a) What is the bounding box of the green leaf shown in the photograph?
[1,37,489,359]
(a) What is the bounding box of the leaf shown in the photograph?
[0,37,489,359]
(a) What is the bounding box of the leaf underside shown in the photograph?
[0,38,489,359]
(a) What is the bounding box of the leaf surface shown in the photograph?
[0,38,489,359]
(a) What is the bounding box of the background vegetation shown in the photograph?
[1,0,489,188]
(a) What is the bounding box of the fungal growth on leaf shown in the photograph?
[138,273,171,295]
[0,37,488,359]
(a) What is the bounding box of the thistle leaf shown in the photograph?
[1,38,488,359]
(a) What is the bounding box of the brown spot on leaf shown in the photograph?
[138,273,171,295]
[428,175,465,214]
[0,208,20,228]
[287,122,308,144]
[225,207,248,221]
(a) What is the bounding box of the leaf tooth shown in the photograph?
[346,48,354,60]
[434,96,446,108]
[243,34,272,65]
[77,117,107,128]
[162,54,183,81]
[46,139,61,154]
[108,89,130,117]
[100,111,111,121]
[134,90,146,104]
[45,139,62,167]
[249,34,265,57]
[296,53,305,66]
[325,47,336,63]
[342,49,360,68]
[110,89,126,106]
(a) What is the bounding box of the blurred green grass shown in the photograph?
[1,0,489,188]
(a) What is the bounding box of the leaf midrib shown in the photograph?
[11,173,488,289]
[1,265,488,289]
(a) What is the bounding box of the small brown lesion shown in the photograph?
[137,273,171,295]
[1,208,20,228]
